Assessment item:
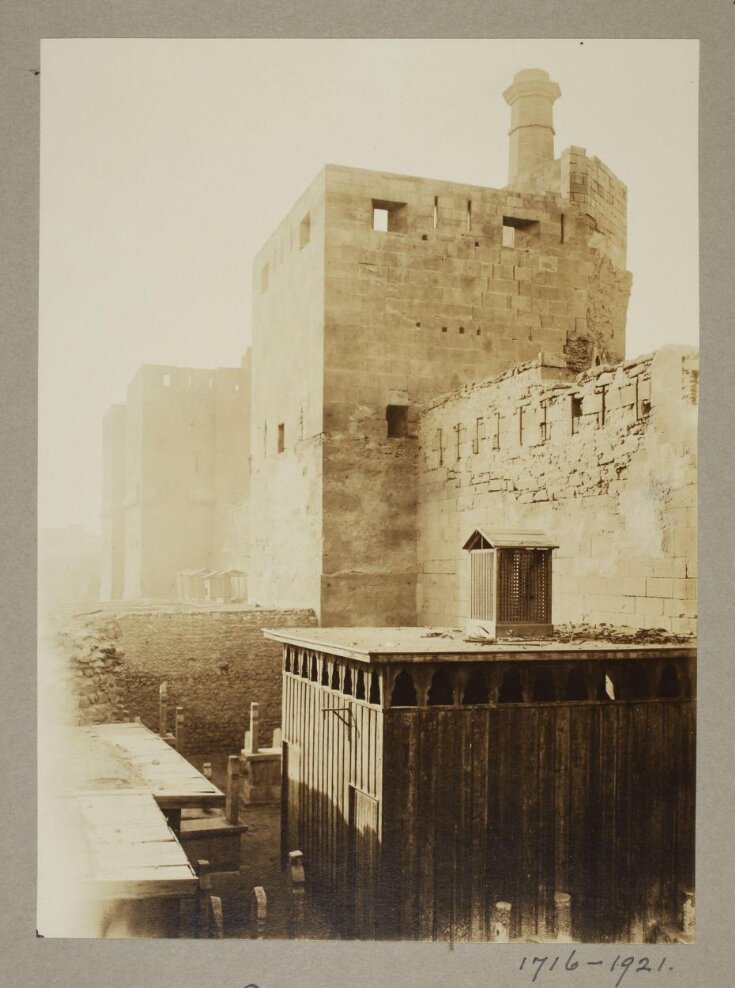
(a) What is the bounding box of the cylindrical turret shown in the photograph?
[503,68,561,192]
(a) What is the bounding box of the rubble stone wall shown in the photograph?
[52,606,316,753]
[417,345,698,633]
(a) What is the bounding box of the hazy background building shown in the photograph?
[100,353,251,601]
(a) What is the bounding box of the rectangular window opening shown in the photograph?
[571,395,583,434]
[386,404,409,439]
[466,199,472,232]
[300,212,311,248]
[372,199,408,234]
[162,373,171,387]
[277,423,285,453]
[502,215,541,249]
[433,196,439,230]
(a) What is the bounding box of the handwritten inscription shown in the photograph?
[519,950,673,986]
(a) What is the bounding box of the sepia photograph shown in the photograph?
[36,37,701,948]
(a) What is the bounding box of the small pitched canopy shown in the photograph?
[463,529,558,551]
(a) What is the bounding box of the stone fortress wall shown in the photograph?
[416,345,698,632]
[248,68,634,625]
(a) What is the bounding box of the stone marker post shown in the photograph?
[252,886,267,939]
[159,682,168,735]
[196,860,212,939]
[225,754,241,825]
[175,706,185,754]
[288,850,306,938]
[682,889,695,935]
[492,901,512,942]
[554,891,573,942]
[249,702,260,754]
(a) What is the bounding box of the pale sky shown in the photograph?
[38,38,699,533]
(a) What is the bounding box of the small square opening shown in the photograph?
[372,199,408,234]
[386,404,409,438]
[502,215,541,249]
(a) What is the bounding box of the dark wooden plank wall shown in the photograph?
[282,668,383,934]
[380,700,695,942]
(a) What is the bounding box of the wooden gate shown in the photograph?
[348,786,380,938]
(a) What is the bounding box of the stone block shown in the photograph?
[646,577,674,599]
[635,596,664,617]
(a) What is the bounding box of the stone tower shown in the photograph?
[249,70,633,625]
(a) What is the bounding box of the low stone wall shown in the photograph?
[106,606,316,753]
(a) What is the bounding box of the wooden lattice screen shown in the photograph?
[497,548,551,624]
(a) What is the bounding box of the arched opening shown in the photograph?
[330,663,341,691]
[564,666,587,701]
[369,671,381,705]
[427,668,454,706]
[342,666,353,696]
[321,661,330,687]
[531,666,555,702]
[390,670,417,707]
[284,651,291,673]
[625,663,651,700]
[299,652,308,678]
[588,666,612,701]
[498,667,523,703]
[604,673,616,701]
[355,669,366,701]
[462,667,489,704]
[310,654,318,683]
[658,662,680,698]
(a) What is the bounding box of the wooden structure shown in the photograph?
[464,529,557,638]
[72,722,227,935]
[75,789,198,936]
[266,626,696,942]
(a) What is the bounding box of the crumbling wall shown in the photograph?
[417,345,698,633]
[48,615,127,725]
[561,147,628,268]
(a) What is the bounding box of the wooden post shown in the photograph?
[491,901,512,942]
[252,886,267,939]
[209,895,224,939]
[554,891,573,942]
[159,682,168,735]
[272,727,282,749]
[196,860,212,939]
[175,706,185,754]
[225,754,241,825]
[288,850,306,938]
[250,702,260,754]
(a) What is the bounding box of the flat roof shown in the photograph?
[264,627,696,665]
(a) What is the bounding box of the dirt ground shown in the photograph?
[186,752,337,940]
